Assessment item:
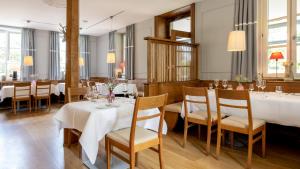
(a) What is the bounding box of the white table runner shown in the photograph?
[181,90,300,128]
[0,83,65,102]
[54,97,167,164]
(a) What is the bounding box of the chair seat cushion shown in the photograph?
[221,116,265,130]
[165,102,182,113]
[107,127,158,146]
[188,111,225,121]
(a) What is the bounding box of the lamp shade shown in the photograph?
[106,52,116,63]
[270,52,284,60]
[24,55,33,66]
[227,31,246,52]
[79,57,85,66]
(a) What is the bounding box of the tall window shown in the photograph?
[122,33,126,78]
[59,34,66,74]
[0,27,21,79]
[261,0,300,77]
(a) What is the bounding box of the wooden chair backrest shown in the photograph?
[13,82,31,98]
[183,86,211,120]
[130,94,168,148]
[80,80,88,87]
[35,81,51,97]
[51,80,58,85]
[89,81,96,87]
[215,89,253,130]
[68,87,88,102]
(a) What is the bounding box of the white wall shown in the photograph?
[35,29,49,79]
[135,18,154,79]
[95,34,109,77]
[196,0,234,80]
[92,18,154,79]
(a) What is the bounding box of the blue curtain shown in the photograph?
[125,24,135,80]
[21,28,35,81]
[79,35,90,80]
[49,31,60,80]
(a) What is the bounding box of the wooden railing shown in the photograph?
[144,37,199,83]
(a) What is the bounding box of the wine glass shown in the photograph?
[222,80,228,89]
[256,80,261,92]
[214,79,219,89]
[275,86,283,93]
[122,83,128,97]
[249,84,254,92]
[208,83,213,90]
[261,80,266,92]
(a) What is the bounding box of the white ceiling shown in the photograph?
[0,0,200,36]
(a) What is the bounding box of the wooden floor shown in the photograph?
[0,104,300,169]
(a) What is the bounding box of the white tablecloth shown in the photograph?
[0,83,65,102]
[54,97,167,164]
[181,90,300,128]
[96,83,138,95]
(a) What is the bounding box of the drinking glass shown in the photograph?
[261,80,266,92]
[222,80,228,89]
[208,83,213,90]
[122,83,128,97]
[227,84,233,90]
[249,84,254,92]
[256,80,261,92]
[214,79,219,89]
[275,86,283,93]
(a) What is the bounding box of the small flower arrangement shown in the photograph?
[105,79,118,92]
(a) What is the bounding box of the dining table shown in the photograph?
[0,82,65,102]
[95,83,138,96]
[181,90,300,128]
[54,97,167,167]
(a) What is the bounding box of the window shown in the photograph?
[260,0,300,77]
[59,34,66,74]
[0,27,21,79]
[121,33,126,78]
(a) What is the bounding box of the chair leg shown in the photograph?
[106,137,111,169]
[29,99,31,112]
[129,151,135,169]
[135,152,138,167]
[35,99,38,111]
[198,125,201,140]
[262,125,266,158]
[183,119,188,147]
[230,132,234,149]
[247,134,253,169]
[216,127,222,159]
[48,98,51,112]
[221,130,225,145]
[14,100,17,114]
[206,124,211,154]
[158,143,164,169]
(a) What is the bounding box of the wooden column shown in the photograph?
[65,0,79,103]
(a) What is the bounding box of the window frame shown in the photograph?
[0,28,21,79]
[259,0,300,79]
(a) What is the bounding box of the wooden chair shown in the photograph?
[215,89,266,169]
[80,79,88,87]
[67,87,88,102]
[183,86,224,154]
[66,87,89,154]
[12,82,32,114]
[34,81,51,111]
[105,94,168,169]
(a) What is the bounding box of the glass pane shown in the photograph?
[267,47,287,74]
[268,0,287,20]
[170,17,191,32]
[9,49,21,62]
[297,0,300,73]
[59,35,66,73]
[9,33,21,49]
[0,32,7,48]
[268,19,287,46]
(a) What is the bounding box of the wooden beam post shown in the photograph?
[65,0,79,103]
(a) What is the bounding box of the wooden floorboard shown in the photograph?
[0,104,299,169]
